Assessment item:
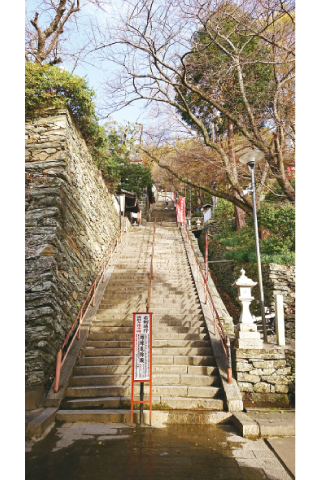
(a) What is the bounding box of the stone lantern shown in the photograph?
[233,269,263,348]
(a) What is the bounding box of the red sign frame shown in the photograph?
[130,312,152,424]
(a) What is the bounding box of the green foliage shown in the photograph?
[257,203,295,249]
[118,163,153,197]
[176,13,274,134]
[214,199,234,221]
[217,203,295,265]
[25,62,119,187]
[25,63,153,192]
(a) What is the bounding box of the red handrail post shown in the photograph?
[54,346,63,393]
[92,281,96,307]
[102,262,105,283]
[226,336,232,384]
[78,308,83,340]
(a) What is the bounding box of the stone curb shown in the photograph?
[179,226,243,413]
[232,411,295,438]
[232,412,260,438]
[25,407,58,442]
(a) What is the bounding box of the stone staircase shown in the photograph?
[57,195,225,422]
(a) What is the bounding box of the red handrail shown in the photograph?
[182,223,233,383]
[146,217,157,311]
[53,218,128,392]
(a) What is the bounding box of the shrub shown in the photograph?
[215,203,295,265]
[257,203,295,248]
[214,198,234,221]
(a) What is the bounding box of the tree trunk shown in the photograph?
[227,119,246,230]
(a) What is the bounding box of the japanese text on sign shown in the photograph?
[177,196,185,223]
[134,314,151,380]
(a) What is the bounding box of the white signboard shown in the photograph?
[204,208,212,223]
[119,195,125,213]
[133,313,151,381]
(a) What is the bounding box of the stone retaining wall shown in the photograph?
[233,347,294,404]
[25,106,120,389]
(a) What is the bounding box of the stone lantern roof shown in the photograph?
[233,269,257,288]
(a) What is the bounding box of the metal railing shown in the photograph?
[161,202,165,226]
[182,223,233,383]
[53,218,128,393]
[146,217,156,311]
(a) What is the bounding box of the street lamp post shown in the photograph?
[239,150,268,343]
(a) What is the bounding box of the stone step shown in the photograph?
[87,332,209,341]
[93,314,204,322]
[77,355,216,366]
[70,374,220,388]
[92,320,206,328]
[90,326,133,333]
[89,325,207,335]
[114,262,190,266]
[61,397,224,411]
[83,340,210,349]
[97,302,200,310]
[99,294,198,301]
[73,364,217,376]
[96,308,202,316]
[57,405,227,423]
[99,291,197,298]
[110,272,192,277]
[101,291,198,297]
[104,282,195,288]
[80,346,212,356]
[66,384,222,398]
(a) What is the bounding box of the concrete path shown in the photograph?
[26,421,293,479]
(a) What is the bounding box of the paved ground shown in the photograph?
[266,437,295,478]
[26,421,293,480]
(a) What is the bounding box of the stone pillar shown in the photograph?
[275,294,285,346]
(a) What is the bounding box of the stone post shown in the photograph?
[232,269,263,349]
[275,294,285,346]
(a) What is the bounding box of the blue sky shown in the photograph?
[25,0,149,125]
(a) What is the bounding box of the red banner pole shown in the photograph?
[205,231,209,303]
[149,313,152,426]
[130,313,136,425]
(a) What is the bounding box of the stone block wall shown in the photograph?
[233,347,294,404]
[25,106,120,389]
[262,264,295,339]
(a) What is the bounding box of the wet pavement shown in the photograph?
[26,421,293,479]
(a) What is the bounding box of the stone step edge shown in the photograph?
[56,409,231,424]
[62,395,224,407]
